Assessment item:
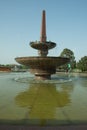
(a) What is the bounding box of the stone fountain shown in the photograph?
[15,10,70,80]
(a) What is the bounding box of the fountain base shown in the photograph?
[35,73,51,80]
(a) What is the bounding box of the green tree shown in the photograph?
[60,48,76,71]
[77,56,87,72]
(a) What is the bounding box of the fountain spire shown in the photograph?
[30,10,56,57]
[40,10,47,42]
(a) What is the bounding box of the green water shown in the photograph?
[0,72,87,125]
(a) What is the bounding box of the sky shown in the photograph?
[0,0,87,64]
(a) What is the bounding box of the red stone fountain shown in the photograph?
[15,10,69,80]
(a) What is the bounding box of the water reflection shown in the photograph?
[15,83,73,121]
[1,73,87,125]
[78,76,87,88]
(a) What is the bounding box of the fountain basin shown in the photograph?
[15,56,69,80]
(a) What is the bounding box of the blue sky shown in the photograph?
[0,0,87,64]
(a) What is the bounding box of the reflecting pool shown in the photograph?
[0,72,87,126]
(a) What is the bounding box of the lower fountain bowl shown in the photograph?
[15,56,70,80]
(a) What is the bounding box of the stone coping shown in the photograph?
[0,125,87,130]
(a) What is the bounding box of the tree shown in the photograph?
[60,48,76,70]
[77,56,87,72]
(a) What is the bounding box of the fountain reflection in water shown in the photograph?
[15,83,73,125]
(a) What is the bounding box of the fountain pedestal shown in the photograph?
[35,74,51,80]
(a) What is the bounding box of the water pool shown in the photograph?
[0,72,87,126]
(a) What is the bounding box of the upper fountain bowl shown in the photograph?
[30,41,56,50]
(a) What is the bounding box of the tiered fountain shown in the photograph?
[15,10,70,80]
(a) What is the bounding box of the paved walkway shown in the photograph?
[0,125,87,130]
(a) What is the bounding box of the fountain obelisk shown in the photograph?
[38,10,48,56]
[30,10,56,57]
[40,10,46,42]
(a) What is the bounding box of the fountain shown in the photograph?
[15,10,70,80]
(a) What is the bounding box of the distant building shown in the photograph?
[0,66,11,72]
